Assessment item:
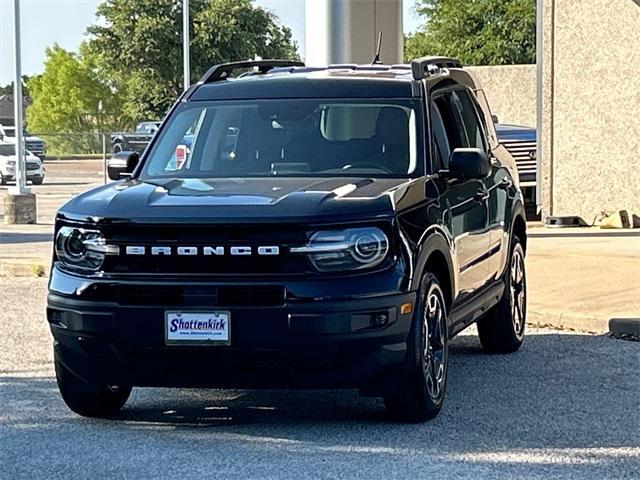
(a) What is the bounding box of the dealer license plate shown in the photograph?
[165,311,231,346]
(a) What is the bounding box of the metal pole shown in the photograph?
[98,100,107,183]
[11,0,28,195]
[535,0,543,215]
[183,0,190,91]
[102,133,107,184]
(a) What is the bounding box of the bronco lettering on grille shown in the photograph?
[124,245,280,256]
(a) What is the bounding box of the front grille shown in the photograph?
[26,141,45,156]
[502,140,537,181]
[116,284,286,307]
[100,224,310,275]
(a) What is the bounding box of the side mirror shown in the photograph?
[107,151,140,180]
[446,148,490,181]
[491,114,499,124]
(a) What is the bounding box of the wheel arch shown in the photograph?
[510,201,528,255]
[412,229,455,310]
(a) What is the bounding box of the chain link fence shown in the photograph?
[27,132,110,159]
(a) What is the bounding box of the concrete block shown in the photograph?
[3,193,37,224]
[609,318,640,342]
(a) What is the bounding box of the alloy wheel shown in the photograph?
[510,247,526,340]
[423,284,447,400]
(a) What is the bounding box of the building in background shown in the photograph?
[539,0,640,221]
[306,0,640,223]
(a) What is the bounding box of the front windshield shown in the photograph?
[140,99,423,179]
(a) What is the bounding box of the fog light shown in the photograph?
[373,313,388,326]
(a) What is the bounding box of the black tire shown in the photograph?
[0,171,6,185]
[55,358,131,418]
[478,236,526,353]
[112,142,123,154]
[31,176,44,185]
[384,272,449,422]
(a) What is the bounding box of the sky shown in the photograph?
[0,0,423,86]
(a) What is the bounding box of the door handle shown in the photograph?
[474,189,490,201]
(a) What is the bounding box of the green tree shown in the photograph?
[25,44,126,155]
[405,0,536,65]
[86,0,299,121]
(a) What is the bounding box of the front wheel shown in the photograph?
[55,358,131,418]
[478,237,526,353]
[0,171,6,185]
[384,272,449,422]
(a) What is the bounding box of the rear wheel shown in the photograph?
[112,142,123,154]
[478,236,526,353]
[31,176,44,185]
[384,272,449,422]
[55,358,131,418]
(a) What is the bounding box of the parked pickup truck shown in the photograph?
[111,121,161,154]
[0,125,47,161]
[495,122,537,211]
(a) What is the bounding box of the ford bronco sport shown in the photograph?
[48,57,527,422]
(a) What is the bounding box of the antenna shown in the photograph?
[372,32,383,64]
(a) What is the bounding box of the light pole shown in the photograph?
[11,0,27,195]
[183,0,190,91]
[5,0,36,224]
[98,100,107,184]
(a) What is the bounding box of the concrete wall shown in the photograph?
[467,65,537,127]
[541,0,640,220]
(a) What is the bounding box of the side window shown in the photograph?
[430,93,463,170]
[450,90,487,152]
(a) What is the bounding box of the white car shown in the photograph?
[0,125,47,160]
[0,142,45,185]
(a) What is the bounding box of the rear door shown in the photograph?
[431,90,490,299]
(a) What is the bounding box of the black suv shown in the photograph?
[48,58,527,422]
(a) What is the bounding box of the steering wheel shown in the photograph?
[342,162,394,174]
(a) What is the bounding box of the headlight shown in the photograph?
[7,160,15,166]
[292,227,389,272]
[55,226,119,271]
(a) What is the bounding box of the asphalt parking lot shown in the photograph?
[1,160,639,479]
[1,278,638,480]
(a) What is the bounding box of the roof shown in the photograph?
[188,58,464,101]
[0,94,30,123]
[190,70,418,101]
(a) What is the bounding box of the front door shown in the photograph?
[431,91,491,299]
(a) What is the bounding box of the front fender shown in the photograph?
[410,227,455,306]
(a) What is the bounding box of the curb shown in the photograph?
[527,309,609,334]
[609,318,640,342]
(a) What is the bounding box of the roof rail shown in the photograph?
[410,56,463,80]
[198,59,305,84]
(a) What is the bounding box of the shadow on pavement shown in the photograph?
[0,232,53,244]
[1,333,638,479]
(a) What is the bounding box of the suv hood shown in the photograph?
[58,176,420,224]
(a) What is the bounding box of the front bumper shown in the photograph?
[48,267,416,392]
[2,170,44,182]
